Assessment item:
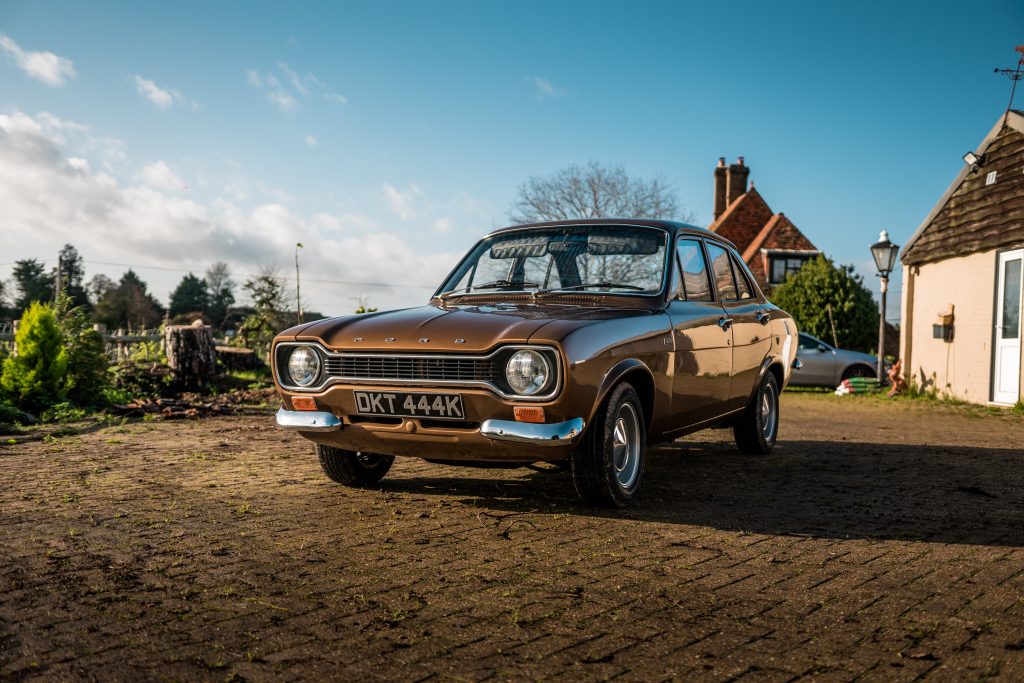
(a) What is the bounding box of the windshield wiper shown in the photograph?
[439,280,542,300]
[550,281,647,292]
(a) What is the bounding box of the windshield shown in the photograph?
[437,225,669,298]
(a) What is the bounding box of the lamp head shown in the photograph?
[870,230,900,277]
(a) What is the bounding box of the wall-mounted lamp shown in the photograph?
[962,151,986,171]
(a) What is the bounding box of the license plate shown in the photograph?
[353,391,465,420]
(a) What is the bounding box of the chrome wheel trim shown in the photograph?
[760,383,778,441]
[611,402,641,490]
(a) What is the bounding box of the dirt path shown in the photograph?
[1,394,1022,681]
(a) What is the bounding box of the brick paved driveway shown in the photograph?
[1,394,1022,681]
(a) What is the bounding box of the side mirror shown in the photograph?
[817,344,828,353]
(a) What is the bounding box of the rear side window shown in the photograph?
[705,242,738,301]
[730,254,755,300]
[676,239,712,302]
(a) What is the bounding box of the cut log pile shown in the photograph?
[214,345,264,371]
[110,387,277,420]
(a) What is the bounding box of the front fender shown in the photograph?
[586,358,657,430]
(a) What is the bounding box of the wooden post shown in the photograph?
[163,323,217,390]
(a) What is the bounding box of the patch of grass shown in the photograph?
[41,402,89,423]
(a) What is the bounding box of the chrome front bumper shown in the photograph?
[275,408,343,432]
[480,417,585,446]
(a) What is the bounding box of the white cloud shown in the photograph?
[0,109,457,313]
[266,90,297,112]
[140,161,185,191]
[431,217,454,234]
[383,183,424,221]
[277,61,308,95]
[246,63,347,111]
[131,75,193,109]
[527,75,569,99]
[304,135,318,147]
[0,34,76,86]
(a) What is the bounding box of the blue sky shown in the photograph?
[0,0,1021,316]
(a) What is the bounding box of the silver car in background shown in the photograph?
[790,333,880,387]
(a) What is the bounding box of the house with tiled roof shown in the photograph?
[708,157,820,292]
[899,109,1024,405]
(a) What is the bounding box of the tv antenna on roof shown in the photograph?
[994,45,1024,113]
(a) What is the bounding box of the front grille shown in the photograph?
[324,354,498,383]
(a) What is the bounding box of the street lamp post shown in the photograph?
[870,231,900,385]
[295,242,304,325]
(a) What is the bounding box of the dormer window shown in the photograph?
[765,250,820,285]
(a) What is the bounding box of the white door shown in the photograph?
[994,249,1023,404]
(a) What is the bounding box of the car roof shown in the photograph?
[487,218,738,251]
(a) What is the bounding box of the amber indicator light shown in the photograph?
[291,396,318,411]
[513,406,545,423]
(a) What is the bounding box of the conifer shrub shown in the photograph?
[1,303,68,414]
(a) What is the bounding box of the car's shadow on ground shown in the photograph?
[381,439,1024,547]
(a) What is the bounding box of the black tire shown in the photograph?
[316,444,394,487]
[571,382,646,508]
[842,365,876,381]
[733,371,780,454]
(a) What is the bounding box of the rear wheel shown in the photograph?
[733,372,780,454]
[316,444,394,486]
[571,383,646,507]
[842,365,876,380]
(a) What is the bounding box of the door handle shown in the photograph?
[756,309,771,325]
[718,316,733,331]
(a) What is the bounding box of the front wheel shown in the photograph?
[316,444,394,487]
[733,371,780,454]
[571,382,646,508]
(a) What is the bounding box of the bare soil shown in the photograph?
[1,393,1023,681]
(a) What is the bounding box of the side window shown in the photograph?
[705,242,738,301]
[798,334,820,350]
[676,239,712,302]
[730,254,755,300]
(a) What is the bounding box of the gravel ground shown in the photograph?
[1,393,1022,681]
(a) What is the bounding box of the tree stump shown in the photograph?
[163,324,217,390]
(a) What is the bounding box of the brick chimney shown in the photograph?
[713,157,727,221]
[726,156,749,209]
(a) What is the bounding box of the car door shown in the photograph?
[704,242,773,410]
[666,237,733,428]
[795,334,837,386]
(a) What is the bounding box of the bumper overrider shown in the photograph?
[275,407,584,446]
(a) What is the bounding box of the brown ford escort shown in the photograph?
[273,220,799,507]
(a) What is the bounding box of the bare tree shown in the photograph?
[509,162,692,224]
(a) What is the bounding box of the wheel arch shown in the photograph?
[745,357,785,406]
[841,362,877,379]
[588,359,657,433]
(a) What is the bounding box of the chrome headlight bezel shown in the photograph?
[285,345,322,388]
[504,348,553,397]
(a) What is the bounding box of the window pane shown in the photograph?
[798,334,820,350]
[1002,258,1021,340]
[676,239,712,302]
[706,243,738,301]
[731,256,754,300]
[441,226,668,295]
[770,258,787,284]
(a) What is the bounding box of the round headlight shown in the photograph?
[287,346,321,387]
[505,349,551,396]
